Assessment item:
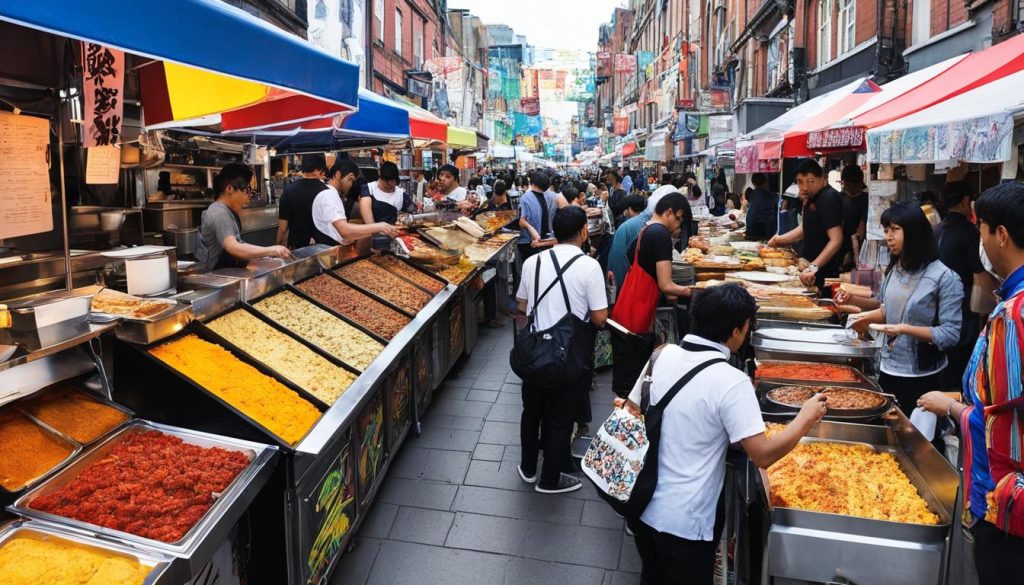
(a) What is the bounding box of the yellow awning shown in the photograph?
[447,126,477,148]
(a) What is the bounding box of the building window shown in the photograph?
[817,0,832,66]
[838,0,855,54]
[339,0,352,27]
[415,26,424,67]
[912,0,931,45]
[394,9,403,53]
[374,0,384,41]
[766,32,781,90]
[314,0,327,19]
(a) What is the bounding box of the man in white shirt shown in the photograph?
[515,206,609,494]
[437,164,473,210]
[312,160,400,245]
[623,283,825,584]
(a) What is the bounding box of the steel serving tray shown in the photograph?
[10,420,278,562]
[753,359,879,390]
[112,302,194,345]
[0,520,174,584]
[759,381,895,420]
[15,380,134,449]
[0,411,82,499]
[137,324,326,448]
[292,269,417,321]
[250,282,390,346]
[331,258,432,316]
[369,252,451,295]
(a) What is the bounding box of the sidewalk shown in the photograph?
[333,322,641,585]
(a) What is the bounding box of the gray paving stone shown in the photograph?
[607,570,642,585]
[411,426,481,452]
[521,521,623,570]
[475,372,509,383]
[618,534,642,573]
[379,478,458,510]
[463,460,533,492]
[484,403,522,423]
[445,512,528,556]
[479,420,521,445]
[390,448,471,484]
[581,500,624,530]
[441,376,477,389]
[358,503,399,539]
[495,391,524,405]
[329,536,381,585]
[506,371,523,384]
[388,507,455,546]
[451,485,584,525]
[470,378,504,391]
[366,540,508,585]
[420,413,485,431]
[500,382,522,393]
[505,557,607,585]
[438,385,472,400]
[472,443,504,461]
[466,389,500,402]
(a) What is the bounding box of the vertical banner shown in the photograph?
[81,43,125,147]
[597,52,612,77]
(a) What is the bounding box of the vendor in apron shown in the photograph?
[359,162,413,250]
[312,159,400,246]
[195,163,291,273]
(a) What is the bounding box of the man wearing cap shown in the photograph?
[437,164,473,211]
[276,153,327,249]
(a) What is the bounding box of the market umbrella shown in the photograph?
[867,68,1024,164]
[0,0,360,131]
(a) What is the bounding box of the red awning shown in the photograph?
[622,142,637,157]
[779,79,882,157]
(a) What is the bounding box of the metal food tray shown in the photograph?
[292,270,416,326]
[0,520,174,584]
[0,412,82,498]
[763,420,955,542]
[112,302,194,345]
[11,420,278,562]
[758,380,895,422]
[219,302,370,379]
[331,258,431,316]
[139,324,326,448]
[753,359,878,391]
[369,253,451,295]
[16,379,135,448]
[248,284,389,347]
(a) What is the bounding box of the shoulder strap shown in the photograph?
[633,226,648,264]
[530,251,586,316]
[646,356,728,413]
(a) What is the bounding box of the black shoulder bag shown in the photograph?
[510,251,596,386]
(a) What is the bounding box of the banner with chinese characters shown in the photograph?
[81,43,125,147]
[807,126,866,151]
[614,53,636,74]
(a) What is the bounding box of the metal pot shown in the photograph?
[164,227,198,257]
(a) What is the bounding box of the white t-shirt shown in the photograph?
[365,181,405,211]
[627,337,765,541]
[444,186,469,202]
[516,245,608,329]
[312,185,349,245]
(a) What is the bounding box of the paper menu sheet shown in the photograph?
[85,145,121,184]
[0,111,53,240]
[866,181,897,241]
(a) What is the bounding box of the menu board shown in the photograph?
[0,112,53,239]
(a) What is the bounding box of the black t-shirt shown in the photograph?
[840,190,869,258]
[745,187,778,239]
[626,223,674,281]
[935,212,983,302]
[279,178,326,249]
[801,185,844,277]
[609,188,628,225]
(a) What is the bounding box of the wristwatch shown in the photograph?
[807,263,819,274]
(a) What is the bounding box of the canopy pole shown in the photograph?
[56,91,73,291]
[776,152,785,236]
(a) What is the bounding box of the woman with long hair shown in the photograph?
[846,202,964,414]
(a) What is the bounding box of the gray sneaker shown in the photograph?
[535,473,582,494]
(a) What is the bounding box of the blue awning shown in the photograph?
[341,89,411,139]
[0,0,359,108]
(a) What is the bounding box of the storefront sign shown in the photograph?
[520,97,540,116]
[613,116,629,135]
[597,52,612,77]
[81,43,124,147]
[807,126,866,150]
[614,53,636,74]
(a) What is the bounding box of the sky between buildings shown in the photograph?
[449,0,627,52]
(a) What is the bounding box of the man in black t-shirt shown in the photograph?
[604,170,628,226]
[839,165,868,270]
[744,173,778,240]
[769,159,844,289]
[277,154,328,249]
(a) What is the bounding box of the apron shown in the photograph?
[368,182,405,225]
[610,226,661,334]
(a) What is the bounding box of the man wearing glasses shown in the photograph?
[195,163,291,273]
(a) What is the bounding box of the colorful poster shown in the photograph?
[306,432,355,585]
[520,97,540,116]
[614,116,629,135]
[867,181,898,241]
[357,392,385,507]
[614,53,636,73]
[390,358,412,448]
[81,43,125,147]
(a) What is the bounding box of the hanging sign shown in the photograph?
[614,54,636,73]
[85,145,121,184]
[807,126,866,150]
[81,43,125,147]
[0,112,53,240]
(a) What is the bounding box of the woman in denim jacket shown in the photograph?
[848,202,964,414]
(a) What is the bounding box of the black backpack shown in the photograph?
[510,251,596,386]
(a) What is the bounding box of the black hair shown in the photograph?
[671,174,686,189]
[493,180,507,197]
[468,177,481,188]
[300,153,328,174]
[214,163,253,195]
[655,192,688,215]
[684,172,697,182]
[575,180,589,193]
[940,181,973,209]
[794,158,825,178]
[751,173,767,187]
[379,161,400,182]
[623,194,646,213]
[605,170,621,183]
[562,186,581,202]
[528,168,551,191]
[840,164,864,185]
[438,163,460,181]
[975,181,1024,248]
[689,283,758,343]
[552,206,588,242]
[880,201,938,273]
[328,159,360,181]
